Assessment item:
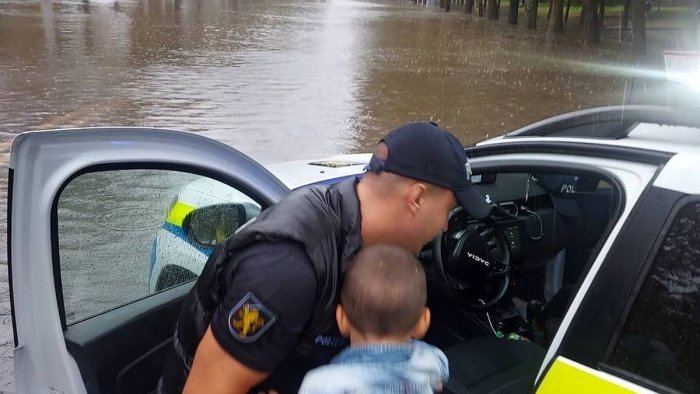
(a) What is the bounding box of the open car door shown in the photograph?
[8,128,290,394]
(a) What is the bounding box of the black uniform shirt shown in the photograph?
[208,179,363,392]
[210,241,319,373]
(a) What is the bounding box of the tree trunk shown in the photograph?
[582,0,600,43]
[621,0,632,31]
[446,0,452,11]
[465,0,474,13]
[631,0,646,55]
[547,0,553,19]
[598,0,606,27]
[564,0,571,22]
[547,0,565,34]
[526,0,538,28]
[487,0,499,19]
[477,0,484,16]
[695,0,700,50]
[508,0,519,24]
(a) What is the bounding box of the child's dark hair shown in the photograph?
[341,244,427,337]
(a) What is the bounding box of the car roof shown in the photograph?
[479,123,700,155]
[269,106,700,190]
[477,106,700,156]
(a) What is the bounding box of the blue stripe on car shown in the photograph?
[162,222,215,256]
[148,237,158,288]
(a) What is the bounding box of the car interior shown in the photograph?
[60,167,622,394]
[421,169,621,393]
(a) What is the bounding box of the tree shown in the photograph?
[621,0,632,31]
[526,0,538,29]
[599,0,606,27]
[508,0,518,24]
[695,0,700,47]
[477,0,485,17]
[619,0,631,41]
[582,0,600,43]
[547,0,565,35]
[465,0,475,14]
[487,0,499,19]
[631,0,646,54]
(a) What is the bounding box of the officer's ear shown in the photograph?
[406,182,429,216]
[410,307,431,339]
[336,304,351,338]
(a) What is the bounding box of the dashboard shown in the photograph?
[442,172,575,270]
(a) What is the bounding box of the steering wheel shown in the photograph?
[433,207,511,309]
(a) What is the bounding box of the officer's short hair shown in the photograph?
[341,244,427,337]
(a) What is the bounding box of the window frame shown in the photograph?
[51,162,273,330]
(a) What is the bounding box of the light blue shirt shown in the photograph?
[299,340,449,393]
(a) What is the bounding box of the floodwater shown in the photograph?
[0,0,695,391]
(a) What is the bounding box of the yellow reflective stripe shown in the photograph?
[166,201,195,227]
[538,358,635,394]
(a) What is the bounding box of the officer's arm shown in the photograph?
[183,325,269,394]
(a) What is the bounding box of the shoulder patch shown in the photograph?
[227,292,276,343]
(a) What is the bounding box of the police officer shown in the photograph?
[158,122,491,393]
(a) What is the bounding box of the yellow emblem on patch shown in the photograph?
[227,292,276,342]
[231,304,264,337]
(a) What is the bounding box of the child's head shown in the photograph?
[337,244,430,342]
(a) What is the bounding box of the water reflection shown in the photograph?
[351,10,638,146]
[1,0,382,161]
[0,0,689,160]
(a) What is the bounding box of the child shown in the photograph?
[299,244,449,393]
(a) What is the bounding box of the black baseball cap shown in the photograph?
[366,122,491,219]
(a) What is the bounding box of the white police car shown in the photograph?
[8,106,700,394]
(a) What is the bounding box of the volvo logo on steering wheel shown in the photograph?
[467,252,490,267]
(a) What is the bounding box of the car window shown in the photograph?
[56,169,261,325]
[606,200,700,393]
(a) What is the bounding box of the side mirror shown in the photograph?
[182,203,247,247]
